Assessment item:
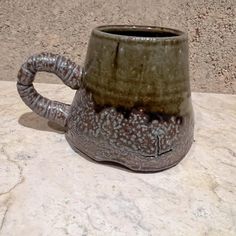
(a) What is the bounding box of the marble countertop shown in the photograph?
[0,81,236,236]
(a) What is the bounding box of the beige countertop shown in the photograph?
[0,81,236,236]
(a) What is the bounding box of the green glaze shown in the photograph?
[17,25,194,172]
[84,25,191,115]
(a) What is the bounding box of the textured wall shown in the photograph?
[0,0,235,93]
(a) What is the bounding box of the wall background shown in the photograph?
[0,0,235,93]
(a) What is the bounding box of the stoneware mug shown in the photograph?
[17,25,194,172]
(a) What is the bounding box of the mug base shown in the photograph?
[65,135,193,172]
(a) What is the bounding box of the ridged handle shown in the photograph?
[17,52,83,127]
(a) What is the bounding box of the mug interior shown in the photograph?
[101,29,178,38]
[95,25,185,39]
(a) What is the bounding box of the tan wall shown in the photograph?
[0,0,235,93]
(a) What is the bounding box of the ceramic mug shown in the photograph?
[17,25,194,172]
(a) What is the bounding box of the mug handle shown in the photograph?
[17,52,83,127]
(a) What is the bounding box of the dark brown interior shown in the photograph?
[101,28,179,37]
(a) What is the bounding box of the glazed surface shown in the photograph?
[66,88,194,171]
[84,26,190,115]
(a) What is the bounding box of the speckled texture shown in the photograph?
[0,81,236,235]
[0,0,235,93]
[66,88,193,171]
[17,52,82,127]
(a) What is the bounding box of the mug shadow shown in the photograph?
[18,112,159,174]
[18,112,66,134]
[17,112,132,173]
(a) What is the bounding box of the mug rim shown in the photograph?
[93,25,187,42]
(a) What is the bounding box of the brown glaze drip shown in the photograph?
[91,98,183,123]
[66,88,193,171]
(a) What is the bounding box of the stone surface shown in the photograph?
[0,81,236,235]
[0,0,235,93]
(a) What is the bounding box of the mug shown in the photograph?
[17,25,194,172]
